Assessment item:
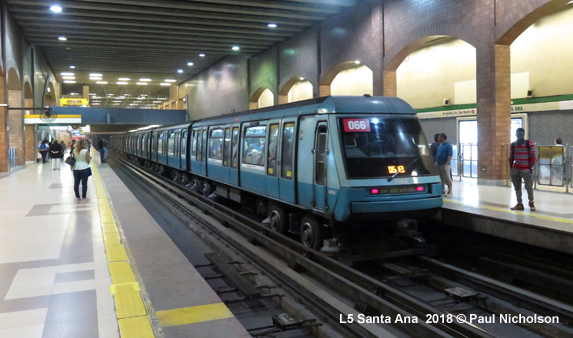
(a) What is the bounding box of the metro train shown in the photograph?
[112,96,443,250]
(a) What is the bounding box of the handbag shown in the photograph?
[65,153,76,166]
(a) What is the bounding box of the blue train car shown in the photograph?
[115,96,442,250]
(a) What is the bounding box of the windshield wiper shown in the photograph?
[387,157,421,182]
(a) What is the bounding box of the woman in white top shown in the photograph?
[72,139,91,199]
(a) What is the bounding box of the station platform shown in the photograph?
[438,179,573,255]
[0,150,250,337]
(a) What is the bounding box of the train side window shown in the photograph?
[201,129,207,162]
[158,133,164,154]
[181,131,187,161]
[223,128,231,167]
[281,123,295,179]
[242,125,266,166]
[142,135,146,152]
[168,132,175,156]
[196,130,203,161]
[209,128,223,160]
[315,126,328,185]
[192,130,197,159]
[267,124,279,176]
[231,127,239,168]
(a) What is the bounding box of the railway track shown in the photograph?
[110,154,573,337]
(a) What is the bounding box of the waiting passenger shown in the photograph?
[49,139,63,171]
[72,139,92,200]
[430,133,440,162]
[436,133,453,195]
[509,128,536,211]
[39,140,49,163]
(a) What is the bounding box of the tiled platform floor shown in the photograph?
[0,158,118,338]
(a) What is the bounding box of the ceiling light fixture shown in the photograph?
[64,80,76,83]
[187,62,194,66]
[177,69,183,73]
[69,65,75,69]
[58,36,67,41]
[118,77,130,81]
[199,54,205,57]
[61,72,74,76]
[136,82,148,85]
[117,82,128,85]
[164,79,176,82]
[268,23,277,28]
[355,60,361,64]
[232,46,240,51]
[89,73,102,77]
[50,5,63,13]
[139,78,151,82]
[96,81,108,84]
[62,76,75,80]
[299,77,305,81]
[160,83,171,86]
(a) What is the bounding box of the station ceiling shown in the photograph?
[7,0,357,108]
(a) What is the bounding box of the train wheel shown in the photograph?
[181,174,190,186]
[202,181,215,197]
[300,215,324,250]
[190,177,202,194]
[268,205,287,234]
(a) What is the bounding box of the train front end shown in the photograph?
[329,104,443,223]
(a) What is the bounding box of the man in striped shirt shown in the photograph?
[509,128,536,211]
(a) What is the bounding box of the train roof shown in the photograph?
[192,95,416,126]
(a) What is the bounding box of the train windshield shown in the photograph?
[339,117,437,179]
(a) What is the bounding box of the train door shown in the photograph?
[313,122,328,210]
[181,130,188,171]
[229,126,240,186]
[279,120,296,203]
[265,121,281,199]
[207,127,225,181]
[222,126,231,183]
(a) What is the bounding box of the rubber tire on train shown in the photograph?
[300,215,324,251]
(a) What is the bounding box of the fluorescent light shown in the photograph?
[118,77,130,81]
[124,94,131,96]
[187,62,194,66]
[232,46,240,51]
[160,83,171,86]
[153,101,161,103]
[107,94,114,96]
[177,69,183,73]
[90,77,102,81]
[299,77,305,81]
[50,5,63,13]
[62,76,75,80]
[113,100,122,103]
[64,80,76,83]
[89,93,96,95]
[91,103,100,106]
[140,94,148,96]
[355,60,361,64]
[136,82,148,85]
[61,72,74,76]
[268,23,277,28]
[117,81,128,85]
[199,53,205,57]
[96,81,108,84]
[158,98,167,100]
[139,78,151,82]
[164,79,176,82]
[89,73,103,77]
[58,36,67,41]
[69,65,75,69]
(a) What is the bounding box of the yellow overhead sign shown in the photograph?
[61,98,89,107]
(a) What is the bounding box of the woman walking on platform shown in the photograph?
[49,139,63,170]
[72,139,91,200]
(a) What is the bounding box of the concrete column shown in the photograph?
[169,85,178,105]
[382,71,397,97]
[476,44,511,185]
[8,90,25,165]
[83,86,89,99]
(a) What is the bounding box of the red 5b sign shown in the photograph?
[343,119,371,132]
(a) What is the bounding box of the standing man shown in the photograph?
[509,128,536,211]
[430,133,440,162]
[436,133,453,195]
[97,137,105,164]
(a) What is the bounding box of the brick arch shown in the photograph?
[384,21,479,72]
[24,81,33,99]
[7,67,21,91]
[278,76,313,104]
[496,0,570,45]
[249,87,273,110]
[319,61,371,97]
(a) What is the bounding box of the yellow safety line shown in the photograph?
[92,163,155,338]
[156,303,234,327]
[444,198,573,224]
